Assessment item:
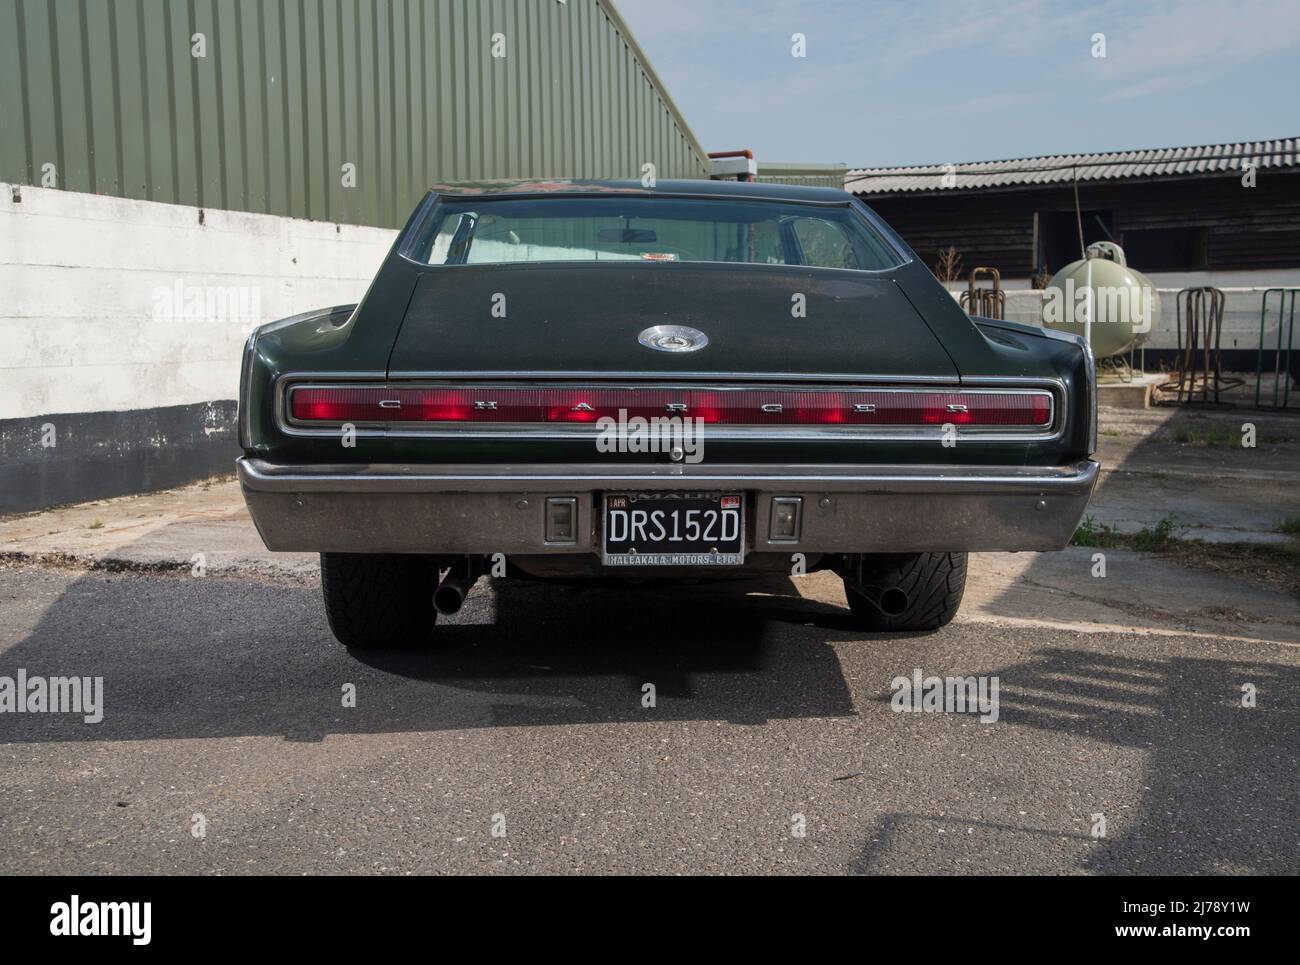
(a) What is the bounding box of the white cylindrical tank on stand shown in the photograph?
[1042,242,1158,358]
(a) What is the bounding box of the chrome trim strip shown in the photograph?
[849,198,914,266]
[410,257,908,278]
[237,330,258,451]
[384,371,963,382]
[1034,327,1094,450]
[276,377,1064,444]
[431,189,859,207]
[1084,344,1098,455]
[238,457,1099,496]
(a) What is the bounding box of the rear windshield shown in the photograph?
[404,196,902,271]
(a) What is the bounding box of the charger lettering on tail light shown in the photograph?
[288,386,1053,428]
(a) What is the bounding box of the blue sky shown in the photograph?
[615,0,1300,168]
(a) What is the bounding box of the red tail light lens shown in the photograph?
[289,386,1052,428]
[289,387,1050,429]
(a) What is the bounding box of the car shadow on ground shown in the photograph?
[852,644,1300,875]
[0,568,863,744]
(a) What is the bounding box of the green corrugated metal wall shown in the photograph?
[0,0,711,228]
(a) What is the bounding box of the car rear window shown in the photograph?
[404,196,902,271]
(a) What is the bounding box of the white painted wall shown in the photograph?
[0,183,397,420]
[946,274,1300,356]
[966,269,1300,292]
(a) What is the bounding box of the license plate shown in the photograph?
[602,492,745,566]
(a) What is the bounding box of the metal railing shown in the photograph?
[1160,287,1242,405]
[1254,288,1298,409]
[960,267,1005,320]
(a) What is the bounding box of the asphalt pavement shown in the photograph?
[1,562,1296,874]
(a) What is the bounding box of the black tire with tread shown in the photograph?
[843,552,967,632]
[321,552,437,649]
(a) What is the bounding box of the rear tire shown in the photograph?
[320,553,437,649]
[843,552,967,632]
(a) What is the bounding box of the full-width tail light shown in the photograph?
[289,386,1052,428]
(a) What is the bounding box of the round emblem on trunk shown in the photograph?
[637,325,709,353]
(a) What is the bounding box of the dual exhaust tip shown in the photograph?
[838,555,910,617]
[874,586,910,616]
[851,582,911,616]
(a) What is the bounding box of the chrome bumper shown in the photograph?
[237,458,1099,555]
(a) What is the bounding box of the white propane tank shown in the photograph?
[1042,241,1158,358]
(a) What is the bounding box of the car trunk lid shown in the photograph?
[386,264,959,380]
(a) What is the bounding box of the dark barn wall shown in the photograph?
[865,191,1036,279]
[862,171,1300,280]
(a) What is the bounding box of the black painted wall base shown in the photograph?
[0,401,240,515]
[1133,348,1299,382]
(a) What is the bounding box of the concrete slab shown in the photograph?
[1089,404,1300,542]
[964,548,1300,644]
[1096,374,1160,409]
[0,479,316,581]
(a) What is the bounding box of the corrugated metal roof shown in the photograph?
[846,139,1299,196]
[429,178,852,202]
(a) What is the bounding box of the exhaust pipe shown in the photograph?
[854,583,910,617]
[434,558,482,615]
[833,555,910,617]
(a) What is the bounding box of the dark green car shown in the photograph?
[237,179,1098,648]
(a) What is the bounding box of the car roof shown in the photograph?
[426,178,854,205]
